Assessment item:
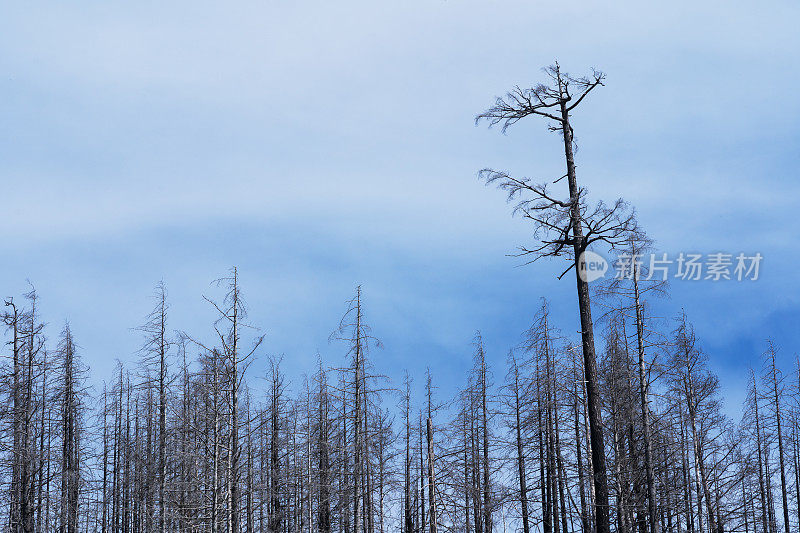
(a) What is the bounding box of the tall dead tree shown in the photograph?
[192,267,263,533]
[504,352,530,533]
[425,369,437,533]
[56,324,81,533]
[468,332,493,533]
[569,346,591,533]
[631,261,660,533]
[597,231,665,533]
[477,63,638,533]
[4,297,23,533]
[330,286,382,533]
[315,359,332,533]
[266,356,287,532]
[670,313,724,533]
[402,372,413,533]
[137,282,171,533]
[762,342,790,533]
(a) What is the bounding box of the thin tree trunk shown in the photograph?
[512,358,530,533]
[157,287,167,533]
[766,347,790,533]
[752,373,769,533]
[633,268,661,533]
[573,364,589,533]
[426,418,437,533]
[538,363,551,533]
[480,349,491,533]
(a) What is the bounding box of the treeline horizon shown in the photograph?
[1,268,794,533]
[3,62,795,533]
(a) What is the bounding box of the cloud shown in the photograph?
[1,0,798,400]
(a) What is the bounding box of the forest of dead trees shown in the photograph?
[2,64,795,533]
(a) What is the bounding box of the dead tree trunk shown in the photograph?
[426,418,437,533]
[403,374,413,533]
[764,343,790,533]
[559,92,612,533]
[157,286,168,533]
[4,298,22,533]
[477,339,492,533]
[58,325,79,533]
[633,266,661,533]
[510,356,530,533]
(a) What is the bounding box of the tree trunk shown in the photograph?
[537,364,551,533]
[752,374,770,533]
[559,93,611,533]
[480,350,491,533]
[426,418,437,533]
[573,364,589,533]
[158,288,167,533]
[633,269,661,533]
[766,347,790,533]
[512,358,530,533]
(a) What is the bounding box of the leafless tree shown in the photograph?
[477,63,639,533]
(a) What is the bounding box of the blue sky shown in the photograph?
[2,1,799,415]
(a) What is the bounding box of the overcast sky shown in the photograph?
[2,1,799,414]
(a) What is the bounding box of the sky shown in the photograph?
[2,0,799,417]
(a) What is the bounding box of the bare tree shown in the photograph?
[503,351,530,533]
[762,342,791,533]
[402,372,413,533]
[596,231,666,533]
[56,324,82,533]
[477,63,638,533]
[136,282,171,533]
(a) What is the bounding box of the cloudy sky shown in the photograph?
[2,1,799,413]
